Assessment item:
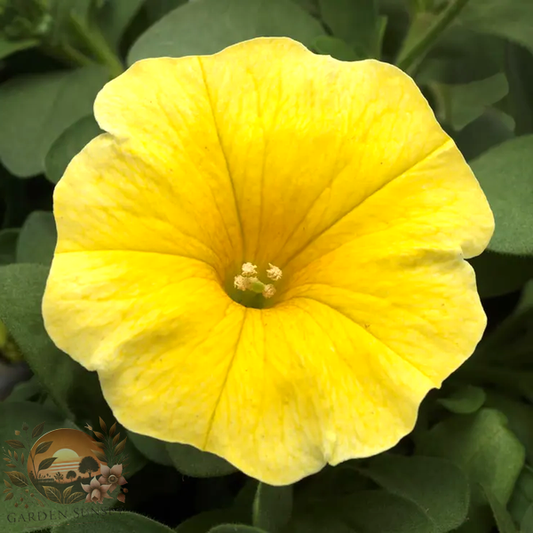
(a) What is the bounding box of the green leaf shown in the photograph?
[317,0,381,57]
[166,442,237,477]
[128,431,173,466]
[483,392,533,464]
[521,505,533,533]
[453,108,514,162]
[176,509,250,533]
[470,135,533,256]
[509,466,533,526]
[312,35,361,60]
[470,249,533,298]
[438,385,486,414]
[482,486,518,533]
[460,0,533,54]
[416,27,506,86]
[356,455,470,533]
[51,511,175,532]
[289,490,434,533]
[128,0,325,63]
[0,39,38,60]
[252,483,292,533]
[45,116,101,184]
[16,211,57,265]
[417,409,525,505]
[506,42,533,136]
[0,66,108,178]
[209,527,267,533]
[430,74,509,131]
[145,0,188,21]
[0,229,19,265]
[5,377,42,402]
[0,264,103,419]
[97,0,145,46]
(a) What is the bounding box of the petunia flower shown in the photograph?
[98,464,127,493]
[81,477,113,504]
[42,37,494,485]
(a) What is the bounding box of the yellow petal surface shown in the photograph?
[43,37,494,485]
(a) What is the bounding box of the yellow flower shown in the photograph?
[42,37,494,485]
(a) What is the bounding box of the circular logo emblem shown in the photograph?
[27,429,104,504]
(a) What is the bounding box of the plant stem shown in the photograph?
[397,0,471,73]
[68,14,124,77]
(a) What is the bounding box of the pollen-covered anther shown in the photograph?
[262,284,276,299]
[234,275,251,291]
[241,262,258,277]
[266,263,282,281]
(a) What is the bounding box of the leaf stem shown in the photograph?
[68,14,124,77]
[397,0,471,72]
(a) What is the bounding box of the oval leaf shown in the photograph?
[471,135,533,256]
[31,422,45,439]
[66,491,87,504]
[92,449,107,463]
[62,485,73,502]
[35,441,53,455]
[115,437,128,454]
[5,440,25,449]
[39,456,58,471]
[438,386,487,414]
[6,471,28,487]
[166,443,237,478]
[357,455,470,533]
[4,492,13,501]
[51,511,175,532]
[43,485,62,504]
[253,483,293,533]
[128,0,325,63]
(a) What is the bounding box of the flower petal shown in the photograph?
[89,477,100,489]
[81,483,90,493]
[55,59,244,278]
[90,37,491,273]
[100,465,110,478]
[43,251,233,371]
[110,464,122,477]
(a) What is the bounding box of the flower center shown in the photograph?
[108,474,118,484]
[229,262,283,308]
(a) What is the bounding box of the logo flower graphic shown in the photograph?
[42,37,494,485]
[98,464,127,493]
[81,477,112,504]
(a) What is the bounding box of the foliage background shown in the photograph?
[0,0,533,532]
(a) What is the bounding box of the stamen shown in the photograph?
[262,284,276,298]
[241,262,258,277]
[266,263,282,281]
[234,275,251,291]
[233,262,282,302]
